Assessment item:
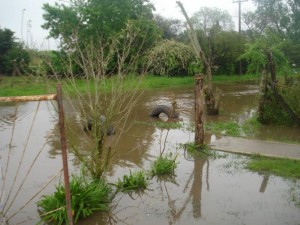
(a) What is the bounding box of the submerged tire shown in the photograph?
[149,105,179,119]
[84,115,115,135]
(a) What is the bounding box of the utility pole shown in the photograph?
[233,0,248,75]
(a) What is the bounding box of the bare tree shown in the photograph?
[47,22,151,178]
[176,1,221,115]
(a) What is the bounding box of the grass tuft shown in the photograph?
[151,153,178,175]
[116,170,148,192]
[37,175,113,225]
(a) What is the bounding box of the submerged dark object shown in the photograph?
[84,115,115,135]
[149,105,179,119]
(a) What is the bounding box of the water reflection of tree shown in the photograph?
[159,155,209,224]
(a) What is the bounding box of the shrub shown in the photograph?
[146,40,200,76]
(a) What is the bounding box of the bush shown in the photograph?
[146,40,200,76]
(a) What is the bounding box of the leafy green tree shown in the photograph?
[42,0,160,75]
[42,0,157,49]
[0,28,30,75]
[243,0,300,64]
[239,29,300,125]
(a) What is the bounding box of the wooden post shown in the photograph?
[56,84,74,225]
[194,75,204,147]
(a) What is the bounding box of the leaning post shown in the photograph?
[56,83,74,225]
[194,74,205,147]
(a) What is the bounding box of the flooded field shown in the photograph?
[0,83,300,224]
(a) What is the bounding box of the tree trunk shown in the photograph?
[194,75,204,146]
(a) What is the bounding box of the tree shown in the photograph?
[42,0,160,75]
[154,14,184,40]
[42,0,157,49]
[191,7,235,32]
[177,2,222,115]
[243,0,300,64]
[239,29,300,125]
[0,28,30,75]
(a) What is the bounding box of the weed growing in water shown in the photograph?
[181,142,226,159]
[246,155,300,179]
[151,153,178,175]
[37,175,113,224]
[135,120,183,129]
[116,170,148,192]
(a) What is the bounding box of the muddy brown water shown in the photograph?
[0,83,300,225]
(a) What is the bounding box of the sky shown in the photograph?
[0,0,255,50]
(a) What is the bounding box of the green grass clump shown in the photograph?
[205,121,241,136]
[182,142,225,159]
[152,153,178,175]
[37,175,113,225]
[246,155,300,178]
[135,120,182,129]
[116,170,148,192]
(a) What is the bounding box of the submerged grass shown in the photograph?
[205,116,261,138]
[116,170,148,192]
[135,120,183,129]
[181,142,226,159]
[37,175,113,225]
[151,153,178,175]
[246,155,300,179]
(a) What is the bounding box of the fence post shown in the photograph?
[194,75,204,147]
[56,83,74,225]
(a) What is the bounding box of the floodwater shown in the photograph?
[0,83,300,225]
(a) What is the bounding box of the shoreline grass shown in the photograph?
[0,74,260,97]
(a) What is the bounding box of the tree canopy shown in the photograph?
[42,0,158,49]
[0,28,29,75]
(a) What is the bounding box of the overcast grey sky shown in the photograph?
[0,0,254,50]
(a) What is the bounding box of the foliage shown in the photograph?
[135,120,183,129]
[239,29,290,74]
[246,155,300,179]
[154,14,184,40]
[257,87,293,125]
[116,170,148,192]
[205,121,241,137]
[0,28,30,75]
[189,7,245,75]
[191,7,235,32]
[37,175,113,224]
[243,0,300,64]
[146,40,199,76]
[205,117,261,138]
[280,77,300,118]
[151,153,177,175]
